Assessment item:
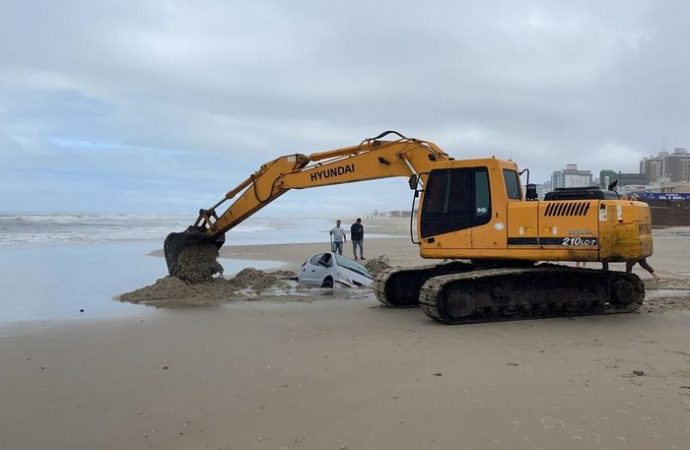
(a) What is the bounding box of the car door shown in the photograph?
[300,253,332,286]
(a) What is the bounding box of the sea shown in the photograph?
[0,213,375,324]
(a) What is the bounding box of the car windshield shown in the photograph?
[334,254,373,279]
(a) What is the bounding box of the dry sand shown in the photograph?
[1,223,690,450]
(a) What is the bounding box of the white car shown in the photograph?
[298,252,374,288]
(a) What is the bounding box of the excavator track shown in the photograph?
[418,264,645,324]
[374,261,475,308]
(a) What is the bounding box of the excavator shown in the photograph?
[164,131,653,324]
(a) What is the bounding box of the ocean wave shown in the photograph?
[232,224,276,233]
[0,213,393,249]
[0,213,307,248]
[0,213,189,225]
[0,213,189,248]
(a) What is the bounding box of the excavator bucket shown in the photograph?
[164,227,226,281]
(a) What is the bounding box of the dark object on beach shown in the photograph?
[632,370,645,376]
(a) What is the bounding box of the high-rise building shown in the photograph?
[640,148,690,182]
[599,170,649,188]
[551,163,593,188]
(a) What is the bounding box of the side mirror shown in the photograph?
[408,174,418,190]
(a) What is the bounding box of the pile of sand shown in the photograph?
[231,268,293,293]
[119,269,297,306]
[119,277,235,304]
[363,255,392,277]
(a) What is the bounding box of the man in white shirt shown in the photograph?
[329,219,347,255]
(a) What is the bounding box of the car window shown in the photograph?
[320,254,333,267]
[309,254,325,265]
[334,254,373,279]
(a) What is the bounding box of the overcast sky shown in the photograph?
[1,0,689,216]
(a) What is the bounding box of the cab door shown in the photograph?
[419,167,492,249]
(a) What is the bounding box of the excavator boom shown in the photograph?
[164,131,449,277]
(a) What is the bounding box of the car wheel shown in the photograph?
[321,276,334,288]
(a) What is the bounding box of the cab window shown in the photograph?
[503,169,521,200]
[420,167,491,238]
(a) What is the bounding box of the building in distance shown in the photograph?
[599,170,649,189]
[640,147,690,183]
[551,163,593,189]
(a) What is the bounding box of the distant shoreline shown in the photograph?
[149,235,419,270]
[149,216,414,268]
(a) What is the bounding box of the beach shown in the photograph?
[1,217,690,449]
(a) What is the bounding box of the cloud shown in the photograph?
[1,0,689,214]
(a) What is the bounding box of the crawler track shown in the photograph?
[374,261,474,308]
[419,264,644,324]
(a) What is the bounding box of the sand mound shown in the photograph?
[363,255,392,278]
[119,277,237,304]
[231,268,292,293]
[119,268,298,306]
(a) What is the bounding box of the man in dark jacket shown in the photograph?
[350,218,365,260]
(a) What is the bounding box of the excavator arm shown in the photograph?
[164,131,450,276]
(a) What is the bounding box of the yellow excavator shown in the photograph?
[164,131,653,324]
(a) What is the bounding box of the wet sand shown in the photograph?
[1,225,690,450]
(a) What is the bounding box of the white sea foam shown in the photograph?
[233,224,276,233]
[0,213,335,248]
[0,213,190,248]
[0,213,397,248]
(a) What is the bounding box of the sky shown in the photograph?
[1,0,690,216]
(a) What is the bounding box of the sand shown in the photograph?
[119,253,391,307]
[119,268,300,306]
[2,223,690,450]
[171,243,224,283]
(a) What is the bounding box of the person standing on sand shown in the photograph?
[329,220,347,255]
[350,218,365,260]
[626,258,659,280]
